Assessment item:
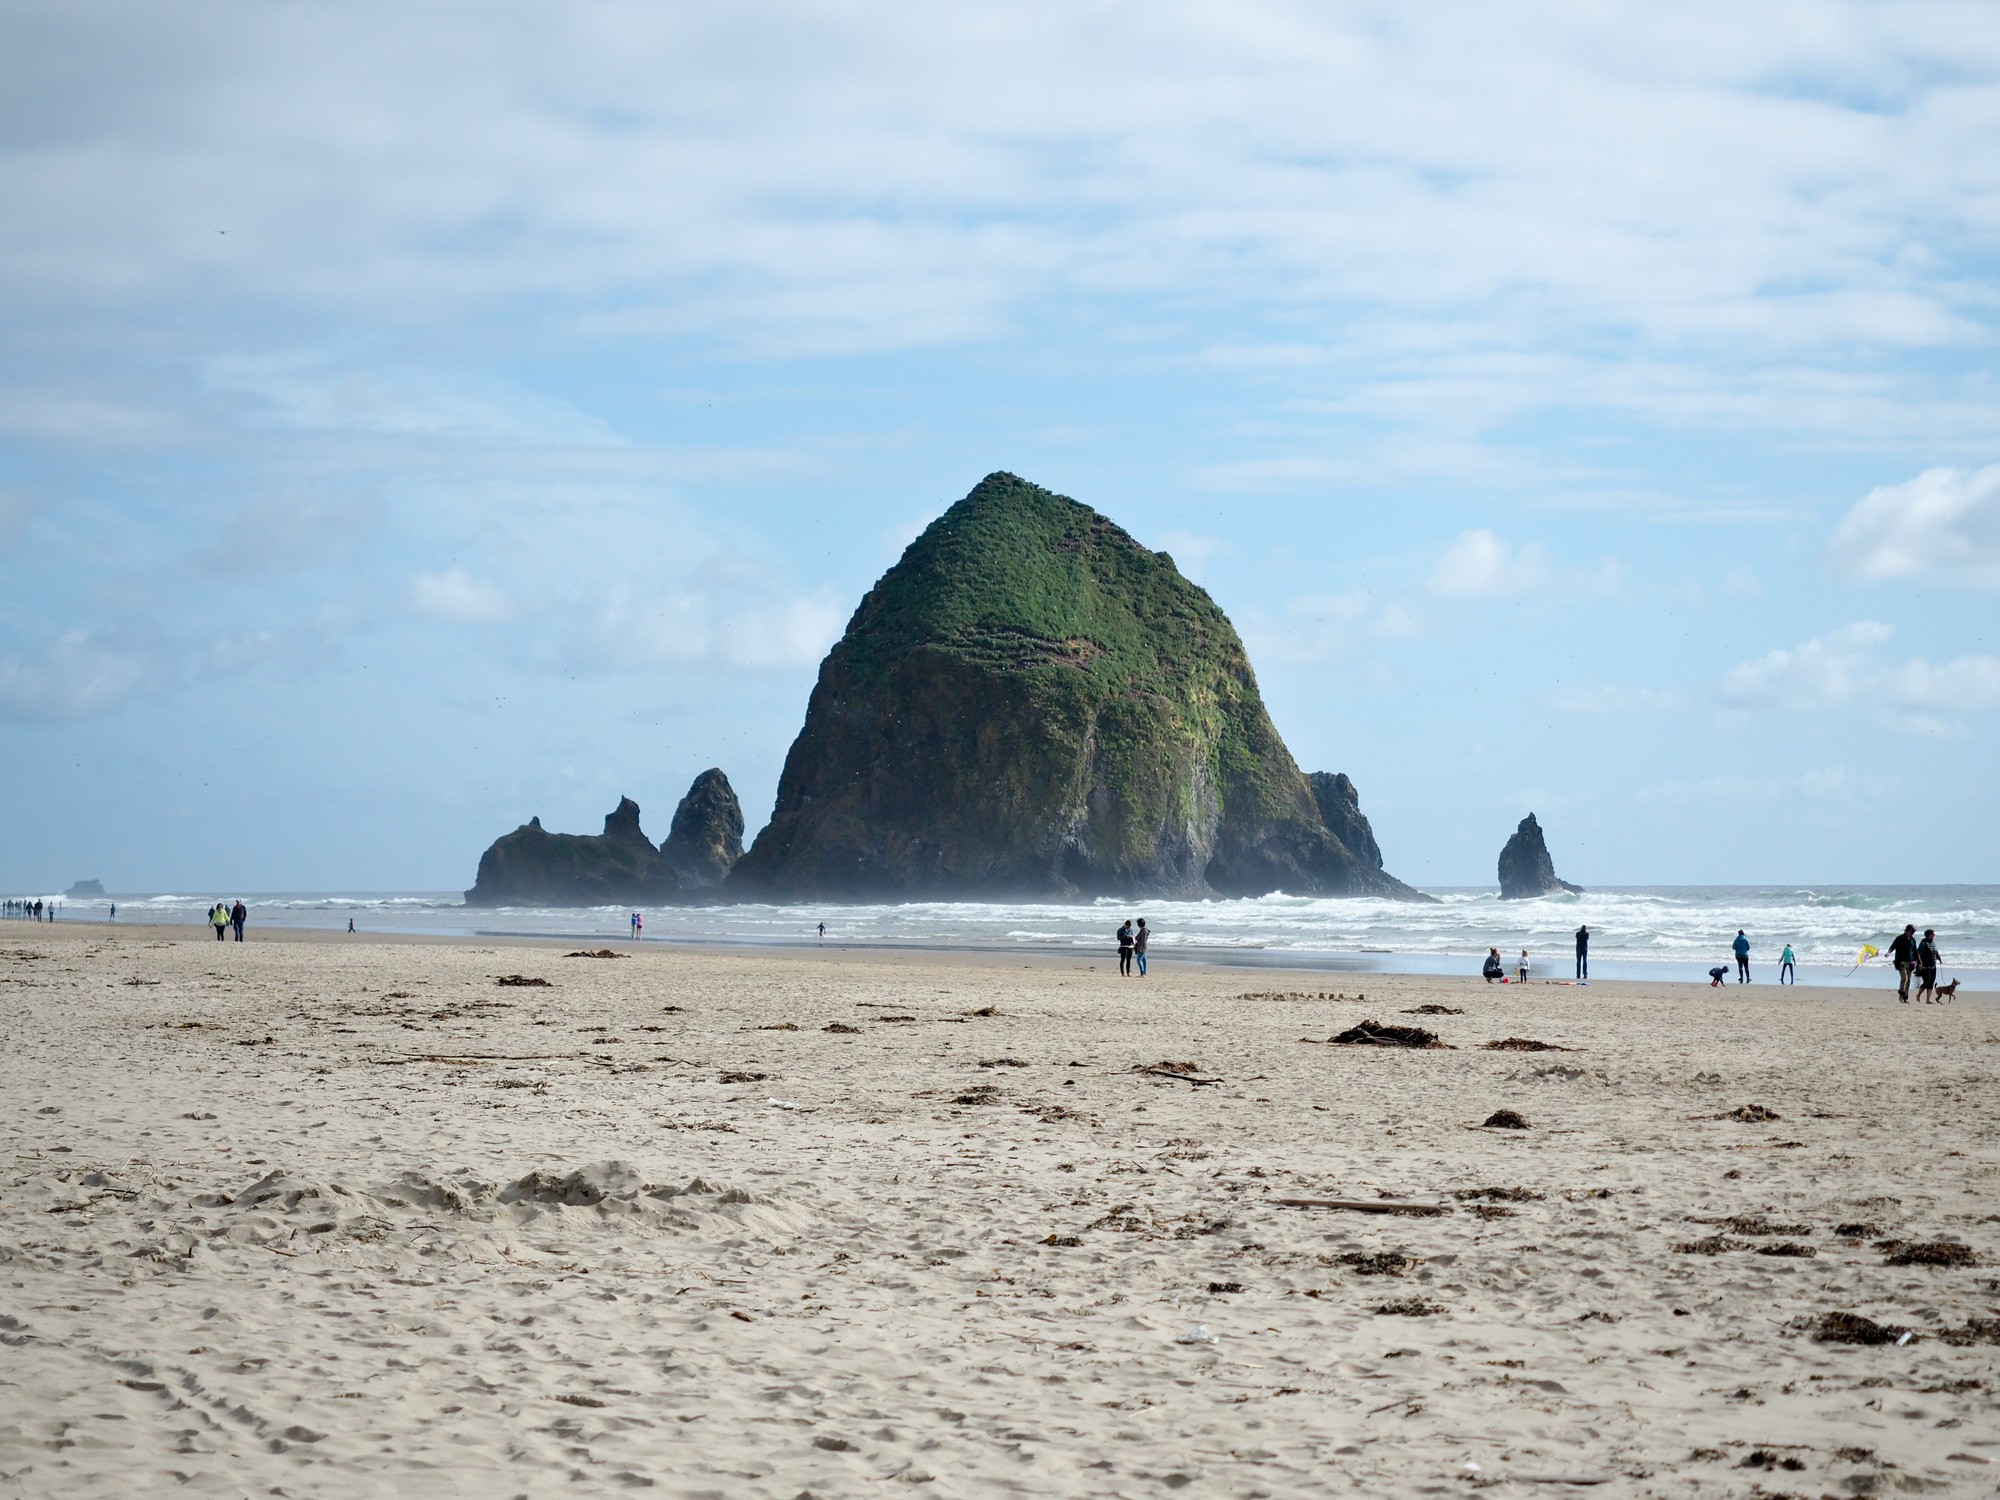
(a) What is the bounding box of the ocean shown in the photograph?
[24,884,1998,991]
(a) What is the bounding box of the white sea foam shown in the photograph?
[42,883,1998,987]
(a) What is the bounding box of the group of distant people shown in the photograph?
[3,898,56,921]
[1115,918,1150,977]
[207,900,248,941]
[1483,924,1593,984]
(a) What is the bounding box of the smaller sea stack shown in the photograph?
[1497,813,1582,900]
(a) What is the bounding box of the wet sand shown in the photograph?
[2,922,1995,1496]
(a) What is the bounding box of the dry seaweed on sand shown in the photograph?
[1336,1251,1418,1277]
[1938,1318,2000,1346]
[1374,1297,1444,1316]
[1484,1037,1572,1052]
[1241,990,1364,1002]
[494,974,551,987]
[1756,1241,1818,1258]
[1320,1020,1450,1049]
[1403,1004,1462,1016]
[1480,1109,1531,1129]
[1454,1186,1543,1202]
[1136,1061,1222,1085]
[1675,1235,1749,1255]
[978,1057,1029,1068]
[1810,1311,1912,1345]
[952,1085,1003,1106]
[717,1070,768,1084]
[1881,1239,1979,1268]
[1835,1220,1880,1238]
[1722,1103,1781,1122]
[1273,1197,1451,1217]
[562,950,625,959]
[823,1022,860,1034]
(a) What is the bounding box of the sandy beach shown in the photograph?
[1,922,1995,1497]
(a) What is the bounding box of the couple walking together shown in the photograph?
[209,901,246,941]
[1116,918,1149,977]
[1888,925,1947,1003]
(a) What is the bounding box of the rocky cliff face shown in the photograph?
[465,771,743,906]
[1497,813,1582,899]
[661,768,744,887]
[1306,772,1383,872]
[729,472,1424,901]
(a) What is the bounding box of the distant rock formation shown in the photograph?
[65,878,107,898]
[1306,773,1383,873]
[729,471,1426,901]
[1497,813,1582,899]
[660,768,744,887]
[465,771,743,906]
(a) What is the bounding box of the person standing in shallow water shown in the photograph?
[1133,918,1150,977]
[1779,943,1796,984]
[1733,929,1751,983]
[1574,924,1589,981]
[1116,919,1134,977]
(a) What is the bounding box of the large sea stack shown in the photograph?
[729,472,1423,901]
[1497,812,1582,899]
[465,770,742,906]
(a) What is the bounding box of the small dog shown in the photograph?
[1933,978,1959,1002]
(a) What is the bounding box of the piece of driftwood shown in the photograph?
[1271,1198,1452,1217]
[1141,1067,1223,1086]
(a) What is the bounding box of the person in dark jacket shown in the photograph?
[1116,920,1134,978]
[1574,924,1589,980]
[1133,918,1150,978]
[1483,948,1506,982]
[1888,924,1918,1002]
[1732,930,1751,983]
[231,900,247,942]
[1915,928,1942,1003]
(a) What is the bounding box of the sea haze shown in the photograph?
[40,885,2000,991]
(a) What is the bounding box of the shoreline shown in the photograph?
[8,917,1971,1004]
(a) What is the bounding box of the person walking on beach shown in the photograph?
[1888,924,1918,1002]
[1732,929,1751,983]
[1517,948,1530,984]
[817,921,825,941]
[211,903,229,941]
[1779,943,1796,984]
[1116,919,1134,977]
[1574,924,1590,980]
[1134,918,1150,977]
[231,899,246,941]
[1916,928,1942,1003]
[347,916,356,933]
[109,902,116,922]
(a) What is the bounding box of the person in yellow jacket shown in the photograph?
[210,902,229,941]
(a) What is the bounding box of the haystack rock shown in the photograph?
[1497,812,1582,899]
[465,770,743,906]
[729,471,1425,901]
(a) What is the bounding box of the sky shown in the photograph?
[2,0,1998,893]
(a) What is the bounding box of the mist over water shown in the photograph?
[46,885,2000,990]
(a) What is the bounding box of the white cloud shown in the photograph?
[1720,621,2000,718]
[1426,529,1625,601]
[1238,588,1419,665]
[1429,529,1548,599]
[1827,465,2000,587]
[577,584,844,673]
[0,630,150,721]
[410,567,517,624]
